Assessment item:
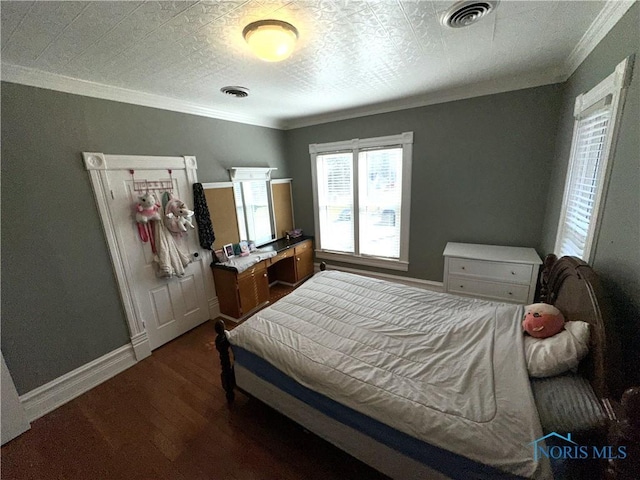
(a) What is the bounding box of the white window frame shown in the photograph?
[229,167,278,246]
[554,57,632,262]
[310,132,413,271]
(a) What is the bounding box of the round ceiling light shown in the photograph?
[242,19,299,62]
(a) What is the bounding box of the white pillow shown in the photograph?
[524,321,590,378]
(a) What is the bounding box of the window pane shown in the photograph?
[358,148,402,259]
[557,108,610,259]
[234,181,273,246]
[317,153,354,253]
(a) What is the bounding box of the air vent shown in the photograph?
[220,86,250,98]
[442,1,497,28]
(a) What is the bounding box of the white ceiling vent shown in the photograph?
[442,1,497,28]
[220,86,250,98]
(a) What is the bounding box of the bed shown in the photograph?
[214,255,619,480]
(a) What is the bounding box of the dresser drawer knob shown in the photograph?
[508,292,513,295]
[460,285,464,288]
[461,266,465,270]
[511,271,516,275]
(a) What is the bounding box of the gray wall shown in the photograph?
[285,84,563,281]
[541,4,640,385]
[1,82,287,394]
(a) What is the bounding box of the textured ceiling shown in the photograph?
[0,1,617,128]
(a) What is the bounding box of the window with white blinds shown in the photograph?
[310,132,413,271]
[555,57,630,262]
[556,108,611,258]
[317,152,354,253]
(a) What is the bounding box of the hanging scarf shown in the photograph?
[192,183,215,250]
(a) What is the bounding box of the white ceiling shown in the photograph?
[0,1,634,129]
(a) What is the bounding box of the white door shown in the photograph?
[106,167,210,350]
[1,352,30,445]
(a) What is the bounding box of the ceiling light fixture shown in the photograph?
[242,19,299,62]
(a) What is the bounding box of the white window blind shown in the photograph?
[556,108,611,258]
[317,152,354,253]
[554,57,630,262]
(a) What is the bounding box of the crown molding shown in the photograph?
[282,69,566,130]
[0,63,284,129]
[564,0,636,78]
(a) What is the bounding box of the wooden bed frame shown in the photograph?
[214,256,638,479]
[538,254,620,401]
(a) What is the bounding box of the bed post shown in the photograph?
[605,387,640,479]
[214,319,235,403]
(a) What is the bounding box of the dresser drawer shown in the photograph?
[448,276,530,303]
[448,257,533,284]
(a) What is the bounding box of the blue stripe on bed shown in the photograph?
[233,346,525,480]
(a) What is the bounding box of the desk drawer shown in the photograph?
[448,257,533,284]
[294,240,311,254]
[448,276,529,303]
[237,262,267,280]
[270,248,293,264]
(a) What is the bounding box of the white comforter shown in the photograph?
[229,271,550,479]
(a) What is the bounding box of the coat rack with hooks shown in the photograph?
[130,169,174,193]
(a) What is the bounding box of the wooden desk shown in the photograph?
[212,237,313,321]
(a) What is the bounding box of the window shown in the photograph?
[310,132,413,271]
[230,167,276,246]
[233,181,273,246]
[555,57,631,261]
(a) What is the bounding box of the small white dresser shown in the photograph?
[443,242,542,304]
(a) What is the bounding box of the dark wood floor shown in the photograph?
[1,319,389,480]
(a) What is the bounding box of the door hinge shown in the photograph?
[142,320,146,329]
[110,190,115,200]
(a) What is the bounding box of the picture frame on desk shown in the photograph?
[223,243,235,259]
[214,249,226,263]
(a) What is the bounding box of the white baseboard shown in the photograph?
[130,332,151,360]
[316,262,444,292]
[19,344,137,422]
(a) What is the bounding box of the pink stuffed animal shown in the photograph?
[164,196,194,233]
[522,303,565,338]
[135,193,161,223]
